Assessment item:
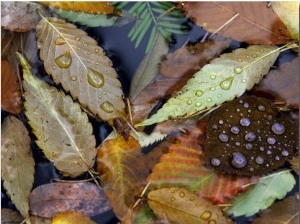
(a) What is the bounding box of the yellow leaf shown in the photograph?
[52,211,96,224]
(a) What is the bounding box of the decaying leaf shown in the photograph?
[1,208,24,224]
[30,216,51,224]
[178,2,292,44]
[19,53,96,177]
[97,136,149,219]
[1,116,35,220]
[1,2,49,32]
[148,187,233,224]
[29,182,111,218]
[147,122,258,204]
[137,45,280,126]
[289,155,299,175]
[253,194,299,224]
[36,17,125,124]
[52,211,96,224]
[1,60,22,114]
[226,169,296,217]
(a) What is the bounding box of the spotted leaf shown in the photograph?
[137,45,280,126]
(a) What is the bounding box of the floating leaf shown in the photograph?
[253,194,299,224]
[19,53,96,177]
[52,211,96,224]
[1,116,35,220]
[1,60,22,114]
[36,17,125,123]
[226,169,296,217]
[97,136,149,219]
[29,182,110,218]
[147,122,258,204]
[1,208,23,224]
[148,187,233,224]
[137,45,280,126]
[1,1,49,32]
[178,2,292,44]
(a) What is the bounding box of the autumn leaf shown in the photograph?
[289,155,299,175]
[1,60,22,114]
[19,53,97,177]
[97,136,149,219]
[147,122,258,204]
[52,211,96,224]
[1,208,23,224]
[253,194,299,224]
[148,187,233,224]
[29,182,110,218]
[1,116,35,220]
[178,2,292,44]
[36,16,125,124]
[137,45,280,126]
[226,169,296,217]
[1,2,49,32]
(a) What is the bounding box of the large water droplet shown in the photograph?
[219,133,229,142]
[179,191,185,198]
[211,157,220,166]
[255,156,264,164]
[200,211,212,220]
[100,101,114,113]
[245,132,256,142]
[55,51,72,68]
[220,77,233,90]
[240,118,251,126]
[87,68,104,88]
[271,123,285,135]
[234,66,243,74]
[231,152,247,168]
[267,137,276,144]
[282,150,289,156]
[187,100,192,105]
[231,126,240,134]
[195,90,203,97]
[54,36,66,45]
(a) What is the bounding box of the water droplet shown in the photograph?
[100,101,114,113]
[196,102,202,107]
[252,54,258,58]
[267,115,273,120]
[267,137,276,144]
[246,143,253,150]
[239,100,243,104]
[282,150,289,156]
[187,100,192,105]
[53,65,56,70]
[55,51,72,68]
[208,220,217,224]
[219,119,224,124]
[210,87,215,91]
[210,74,216,80]
[54,36,66,45]
[219,133,229,142]
[200,211,212,220]
[245,132,256,142]
[195,90,203,97]
[94,48,100,53]
[234,66,243,74]
[220,77,233,90]
[87,68,104,88]
[231,126,240,134]
[211,157,220,166]
[237,58,242,62]
[71,76,77,81]
[255,156,264,164]
[179,191,185,198]
[206,98,212,102]
[190,197,194,201]
[240,118,251,126]
[171,197,175,201]
[242,79,247,83]
[271,123,285,135]
[75,36,81,41]
[170,189,175,193]
[236,142,241,146]
[258,105,265,111]
[212,124,218,130]
[267,150,272,155]
[231,152,247,168]
[217,94,222,98]
[275,156,280,161]
[243,102,249,108]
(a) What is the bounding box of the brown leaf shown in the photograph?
[52,211,96,224]
[178,2,292,44]
[1,208,23,224]
[1,2,49,32]
[31,216,52,224]
[29,182,111,218]
[253,194,299,224]
[289,155,299,175]
[1,60,22,114]
[97,136,149,220]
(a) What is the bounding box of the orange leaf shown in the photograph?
[178,2,292,44]
[147,121,258,204]
[97,136,149,219]
[52,211,96,224]
[1,60,22,114]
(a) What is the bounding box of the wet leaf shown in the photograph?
[147,122,258,204]
[52,210,96,224]
[30,216,51,224]
[1,60,22,114]
[1,2,49,32]
[178,2,292,44]
[29,182,110,218]
[148,187,233,224]
[289,155,299,175]
[19,53,96,177]
[36,17,125,124]
[97,136,149,219]
[137,45,280,126]
[272,2,299,40]
[253,194,299,224]
[1,116,35,220]
[226,169,296,217]
[1,208,23,224]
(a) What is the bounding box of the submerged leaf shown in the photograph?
[19,53,96,177]
[1,208,23,223]
[137,45,280,126]
[1,116,35,220]
[36,17,125,123]
[52,211,96,224]
[226,169,296,217]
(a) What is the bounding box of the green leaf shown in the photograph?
[136,45,280,126]
[226,170,296,217]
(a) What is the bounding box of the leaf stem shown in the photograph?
[209,13,240,39]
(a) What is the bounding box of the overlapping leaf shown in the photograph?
[36,17,125,123]
[52,211,96,224]
[137,45,280,126]
[97,136,149,219]
[1,208,23,224]
[226,169,296,217]
[147,122,258,204]
[19,53,97,177]
[1,116,35,220]
[178,2,292,44]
